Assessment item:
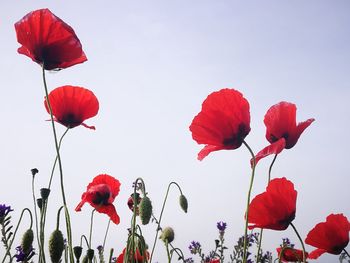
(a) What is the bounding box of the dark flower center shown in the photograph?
[223,123,250,147]
[92,191,110,206]
[60,113,82,128]
[270,132,289,143]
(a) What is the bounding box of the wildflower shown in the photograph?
[0,204,13,223]
[247,177,297,230]
[276,247,308,262]
[127,193,141,214]
[75,174,121,224]
[305,213,350,259]
[188,241,201,254]
[254,102,314,164]
[14,245,35,262]
[116,247,149,263]
[44,85,99,130]
[189,88,251,160]
[15,9,87,70]
[217,221,227,232]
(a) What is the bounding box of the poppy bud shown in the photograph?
[179,194,188,213]
[160,227,175,243]
[31,168,39,177]
[49,229,64,263]
[73,246,83,261]
[21,229,34,254]
[139,196,152,225]
[37,198,43,209]
[40,188,51,201]
[87,248,94,260]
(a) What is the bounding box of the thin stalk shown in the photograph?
[343,249,350,258]
[31,173,42,263]
[149,182,183,262]
[242,140,256,263]
[89,209,96,249]
[290,223,306,263]
[165,241,171,263]
[102,219,111,249]
[256,154,278,261]
[42,65,74,262]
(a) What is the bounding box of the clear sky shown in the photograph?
[1,1,349,262]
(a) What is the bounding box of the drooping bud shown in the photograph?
[40,188,51,201]
[21,229,34,254]
[73,246,83,261]
[49,229,64,263]
[179,194,188,213]
[160,227,175,243]
[139,196,152,225]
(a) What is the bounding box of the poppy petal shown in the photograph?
[96,204,120,225]
[198,145,224,161]
[253,138,286,165]
[308,248,327,259]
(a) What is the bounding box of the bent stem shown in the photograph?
[290,223,306,263]
[242,140,256,263]
[42,65,74,262]
[149,181,183,262]
[256,154,278,261]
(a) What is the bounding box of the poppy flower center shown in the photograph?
[222,123,249,147]
[89,184,111,206]
[60,113,82,127]
[277,211,296,229]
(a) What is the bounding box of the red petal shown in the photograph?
[96,204,120,224]
[308,248,327,259]
[197,145,224,161]
[253,138,286,165]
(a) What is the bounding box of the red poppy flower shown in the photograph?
[305,213,350,259]
[209,259,220,263]
[127,193,141,215]
[116,247,149,263]
[189,88,251,160]
[254,102,314,165]
[44,85,99,129]
[276,247,308,262]
[75,174,121,224]
[247,177,297,230]
[15,8,87,70]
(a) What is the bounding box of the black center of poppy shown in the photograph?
[223,123,250,147]
[60,113,81,128]
[278,211,296,229]
[270,132,289,143]
[92,191,110,206]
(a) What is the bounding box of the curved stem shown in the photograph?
[290,223,306,263]
[267,154,278,183]
[89,209,96,249]
[149,181,183,262]
[56,206,64,230]
[2,208,33,263]
[81,235,90,248]
[242,140,256,263]
[42,66,74,262]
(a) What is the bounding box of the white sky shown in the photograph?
[0,1,349,262]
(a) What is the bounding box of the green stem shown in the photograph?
[343,249,350,258]
[256,154,278,262]
[42,65,74,262]
[290,223,306,263]
[89,209,95,249]
[242,140,256,263]
[102,219,111,250]
[165,241,171,263]
[149,182,183,262]
[56,206,64,230]
[31,172,42,263]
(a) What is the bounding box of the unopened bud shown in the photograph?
[139,196,152,225]
[31,168,39,177]
[40,188,51,201]
[179,194,188,213]
[37,198,43,209]
[160,227,175,243]
[49,229,64,263]
[73,246,83,261]
[87,249,94,260]
[21,229,34,254]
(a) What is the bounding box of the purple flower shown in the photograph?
[14,246,35,262]
[0,204,13,218]
[188,241,201,254]
[97,245,103,253]
[184,258,194,263]
[217,221,227,232]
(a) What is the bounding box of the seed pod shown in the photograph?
[139,196,152,225]
[49,229,64,263]
[179,194,188,213]
[87,249,94,261]
[40,188,51,201]
[21,229,34,254]
[73,246,83,261]
[160,227,175,243]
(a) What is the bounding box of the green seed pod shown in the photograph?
[87,249,94,261]
[73,246,83,261]
[160,227,175,243]
[36,198,43,209]
[49,229,64,263]
[139,196,152,225]
[179,194,188,213]
[21,229,34,254]
[40,188,51,201]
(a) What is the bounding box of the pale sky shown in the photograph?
[1,1,349,262]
